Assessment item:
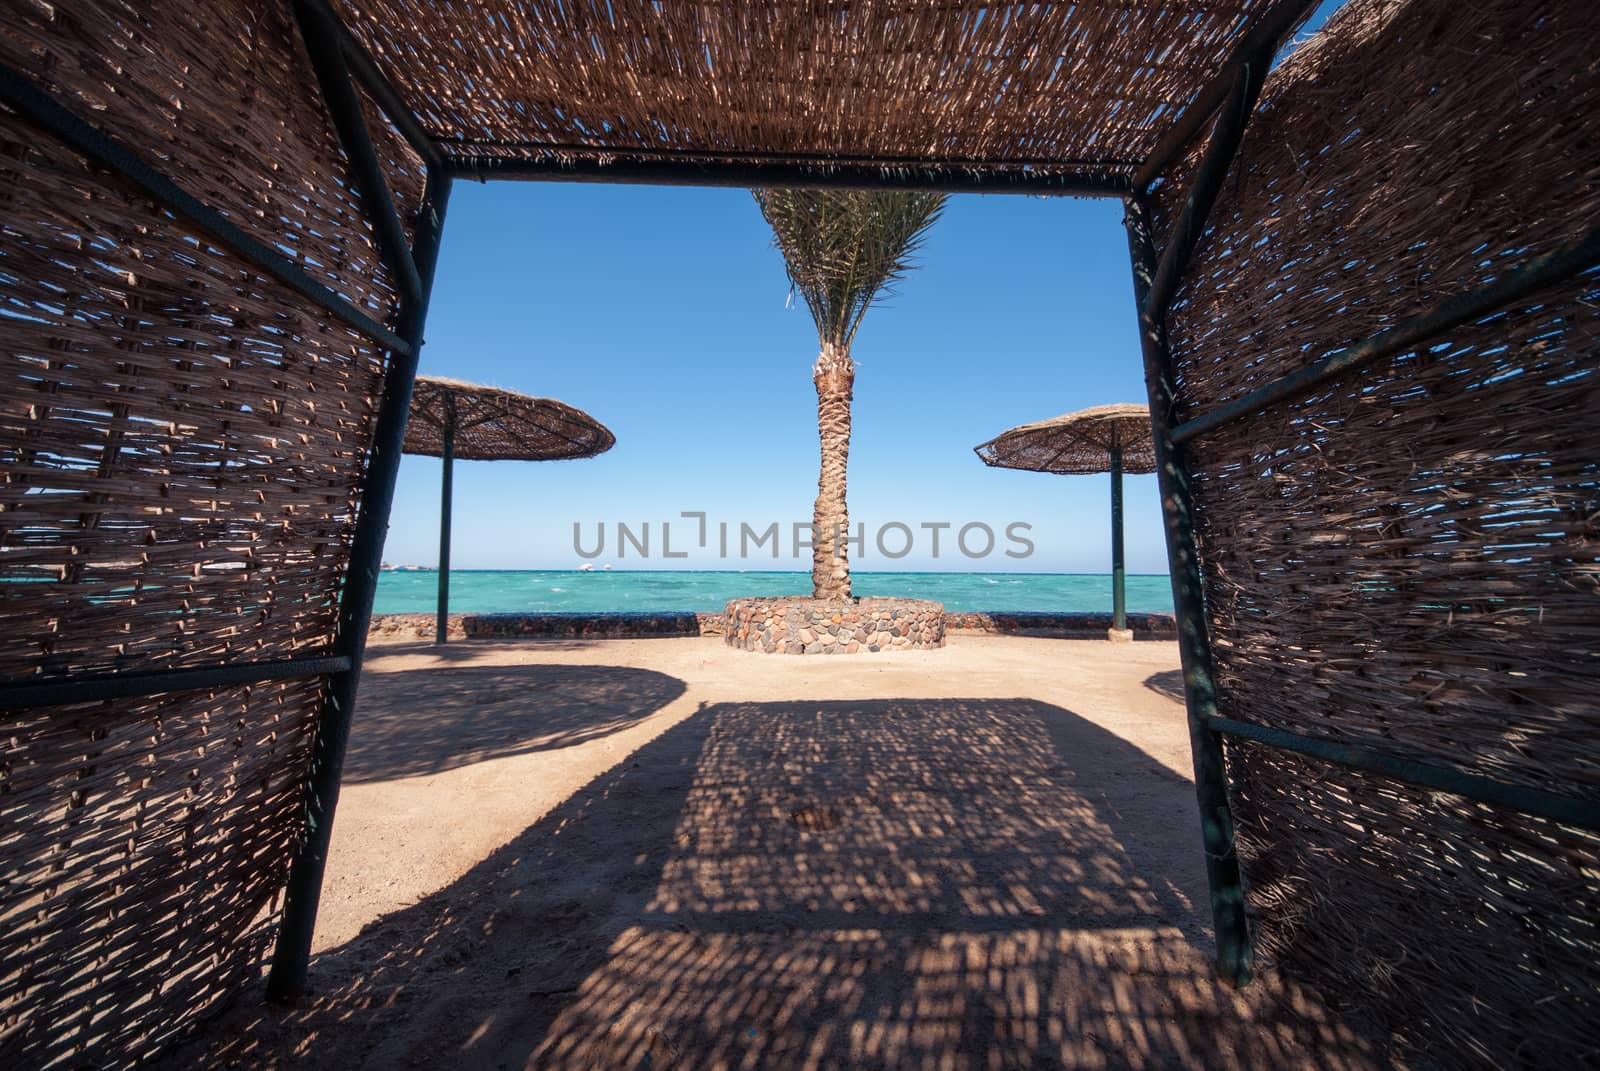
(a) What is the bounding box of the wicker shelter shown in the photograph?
[975,404,1155,634]
[402,376,613,643]
[2,1,1596,1066]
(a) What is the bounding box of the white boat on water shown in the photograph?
[578,563,595,572]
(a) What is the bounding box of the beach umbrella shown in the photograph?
[973,403,1155,637]
[403,376,615,643]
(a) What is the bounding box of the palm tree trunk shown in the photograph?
[811,342,854,600]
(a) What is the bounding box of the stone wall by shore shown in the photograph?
[368,609,1176,642]
[724,597,945,654]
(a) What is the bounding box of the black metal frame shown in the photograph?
[448,152,1132,196]
[1125,192,1254,985]
[265,2,454,1001]
[1132,0,1322,191]
[1209,717,1600,832]
[296,0,423,305]
[0,0,453,1002]
[0,657,351,712]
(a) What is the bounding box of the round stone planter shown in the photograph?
[724,596,945,654]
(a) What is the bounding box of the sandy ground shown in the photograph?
[163,635,1380,1070]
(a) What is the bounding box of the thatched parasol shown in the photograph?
[404,376,614,642]
[972,402,1154,475]
[974,404,1154,637]
[404,375,615,461]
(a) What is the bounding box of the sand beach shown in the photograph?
[161,634,1377,1069]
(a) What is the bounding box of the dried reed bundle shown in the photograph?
[1152,0,1600,1063]
[1,2,420,1066]
[331,0,1289,177]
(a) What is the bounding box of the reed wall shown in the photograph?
[1152,1,1600,1063]
[0,2,419,1065]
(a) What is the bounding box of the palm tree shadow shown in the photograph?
[343,664,687,782]
[174,698,1378,1070]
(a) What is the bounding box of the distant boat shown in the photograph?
[578,563,595,572]
[603,563,614,571]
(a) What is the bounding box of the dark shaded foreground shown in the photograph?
[165,699,1381,1069]
[341,662,686,782]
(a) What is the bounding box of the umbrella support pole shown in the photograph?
[1109,433,1128,638]
[436,398,456,644]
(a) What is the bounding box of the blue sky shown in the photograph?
[382,3,1346,574]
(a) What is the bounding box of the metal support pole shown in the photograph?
[435,395,455,645]
[267,166,451,1002]
[1143,56,1268,322]
[1133,0,1320,191]
[294,0,424,305]
[1124,193,1252,985]
[1110,429,1127,634]
[301,0,443,168]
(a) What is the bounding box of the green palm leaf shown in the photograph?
[753,188,946,349]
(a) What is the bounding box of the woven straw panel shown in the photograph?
[1,1,410,1067]
[0,127,386,679]
[1156,0,1600,1063]
[332,0,1285,173]
[0,678,323,1069]
[0,0,404,318]
[1229,742,1600,1064]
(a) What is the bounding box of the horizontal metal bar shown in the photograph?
[1170,226,1600,444]
[448,154,1132,197]
[310,0,442,167]
[0,656,351,711]
[0,63,413,358]
[1209,716,1600,832]
[1134,0,1321,191]
[295,0,423,305]
[443,138,1142,175]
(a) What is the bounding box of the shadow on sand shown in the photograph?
[174,698,1378,1070]
[1143,668,1187,706]
[343,663,687,782]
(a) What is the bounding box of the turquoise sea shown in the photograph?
[373,570,1174,615]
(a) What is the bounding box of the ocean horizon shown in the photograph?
[373,569,1175,615]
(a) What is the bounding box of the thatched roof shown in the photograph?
[974,403,1155,475]
[335,0,1314,185]
[403,376,615,461]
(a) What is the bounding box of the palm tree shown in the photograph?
[753,188,946,600]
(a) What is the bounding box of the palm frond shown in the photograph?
[753,188,946,349]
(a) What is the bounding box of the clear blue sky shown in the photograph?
[382,3,1345,574]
